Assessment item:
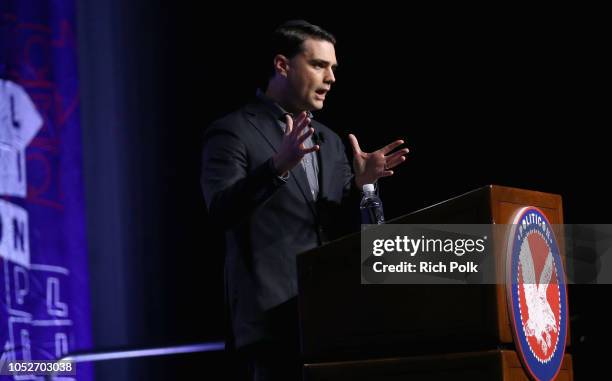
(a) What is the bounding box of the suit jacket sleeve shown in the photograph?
[200,127,286,230]
[325,135,362,238]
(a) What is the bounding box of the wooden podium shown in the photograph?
[297,185,573,380]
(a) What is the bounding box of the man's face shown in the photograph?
[285,39,337,111]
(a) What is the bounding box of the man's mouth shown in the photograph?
[314,88,329,100]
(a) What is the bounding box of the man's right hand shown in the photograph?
[272,112,319,176]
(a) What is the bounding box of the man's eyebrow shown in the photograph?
[310,59,339,70]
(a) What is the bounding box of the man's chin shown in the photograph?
[309,100,324,110]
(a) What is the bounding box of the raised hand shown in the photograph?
[348,134,409,189]
[272,112,320,176]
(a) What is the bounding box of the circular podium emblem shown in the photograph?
[506,207,568,381]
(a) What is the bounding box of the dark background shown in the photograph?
[77,2,609,379]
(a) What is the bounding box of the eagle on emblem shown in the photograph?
[519,238,558,354]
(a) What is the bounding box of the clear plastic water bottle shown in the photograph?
[360,183,385,228]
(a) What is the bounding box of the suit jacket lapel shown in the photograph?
[245,102,283,153]
[245,101,319,217]
[312,122,332,201]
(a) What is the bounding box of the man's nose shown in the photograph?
[324,68,336,84]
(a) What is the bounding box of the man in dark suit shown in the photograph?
[200,20,409,381]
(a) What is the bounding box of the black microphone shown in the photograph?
[313,130,325,146]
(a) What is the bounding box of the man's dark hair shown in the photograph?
[266,20,336,81]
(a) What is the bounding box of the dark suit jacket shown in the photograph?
[201,98,360,348]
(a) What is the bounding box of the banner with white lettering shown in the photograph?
[1,1,93,379]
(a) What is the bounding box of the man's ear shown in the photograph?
[273,54,290,77]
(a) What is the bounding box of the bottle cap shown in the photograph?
[362,184,375,192]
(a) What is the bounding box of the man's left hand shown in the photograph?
[348,134,409,189]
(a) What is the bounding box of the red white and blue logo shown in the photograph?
[506,207,568,381]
